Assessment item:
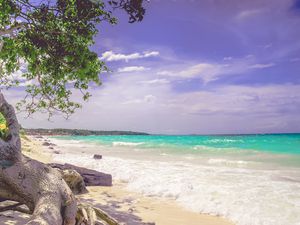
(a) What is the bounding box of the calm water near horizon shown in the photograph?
[50,133,300,225]
[53,133,300,167]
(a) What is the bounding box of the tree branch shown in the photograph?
[0,23,26,37]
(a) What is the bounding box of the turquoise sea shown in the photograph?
[50,133,300,225]
[54,133,300,167]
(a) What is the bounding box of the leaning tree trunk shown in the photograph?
[0,93,77,225]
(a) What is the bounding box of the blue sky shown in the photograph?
[8,0,300,134]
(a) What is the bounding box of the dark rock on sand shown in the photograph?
[42,142,51,146]
[48,163,112,186]
[93,154,102,160]
[53,151,60,154]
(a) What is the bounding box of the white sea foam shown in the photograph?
[193,145,219,151]
[112,141,144,147]
[53,150,300,225]
[208,158,249,166]
[204,139,244,143]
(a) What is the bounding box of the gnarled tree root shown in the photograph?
[76,204,120,225]
[0,93,77,224]
[0,93,121,225]
[0,155,77,225]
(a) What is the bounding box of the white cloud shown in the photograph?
[157,63,222,83]
[157,71,173,76]
[236,9,263,21]
[290,58,300,62]
[170,84,300,117]
[0,60,37,87]
[3,49,296,134]
[18,80,34,87]
[117,66,149,73]
[9,66,300,134]
[143,51,160,57]
[249,63,275,69]
[156,57,276,84]
[223,57,233,61]
[144,95,156,103]
[264,43,273,49]
[122,95,156,105]
[139,79,170,84]
[179,63,221,81]
[99,51,159,62]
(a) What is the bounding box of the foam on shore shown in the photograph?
[50,139,300,225]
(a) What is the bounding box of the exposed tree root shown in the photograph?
[0,93,122,225]
[76,203,120,225]
[0,93,77,225]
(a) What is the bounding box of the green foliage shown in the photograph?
[0,112,5,124]
[0,112,8,139]
[0,0,146,118]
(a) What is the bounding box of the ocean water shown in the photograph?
[50,134,300,225]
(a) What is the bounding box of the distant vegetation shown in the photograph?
[25,128,149,136]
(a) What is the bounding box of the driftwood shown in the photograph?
[48,163,112,187]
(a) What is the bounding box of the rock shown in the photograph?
[128,208,134,213]
[93,154,102,160]
[48,163,112,186]
[43,141,56,147]
[49,147,54,149]
[53,150,60,154]
[60,169,87,194]
[42,142,51,146]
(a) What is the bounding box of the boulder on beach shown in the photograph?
[43,141,56,147]
[42,142,51,146]
[60,169,87,194]
[48,163,112,186]
[93,154,102,159]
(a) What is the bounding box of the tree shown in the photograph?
[0,0,146,224]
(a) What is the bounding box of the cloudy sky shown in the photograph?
[7,0,300,134]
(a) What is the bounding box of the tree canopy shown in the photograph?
[0,0,146,118]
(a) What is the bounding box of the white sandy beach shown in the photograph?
[0,136,235,225]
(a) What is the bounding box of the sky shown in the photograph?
[6,0,300,134]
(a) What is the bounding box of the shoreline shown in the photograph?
[13,135,235,225]
[82,183,234,225]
